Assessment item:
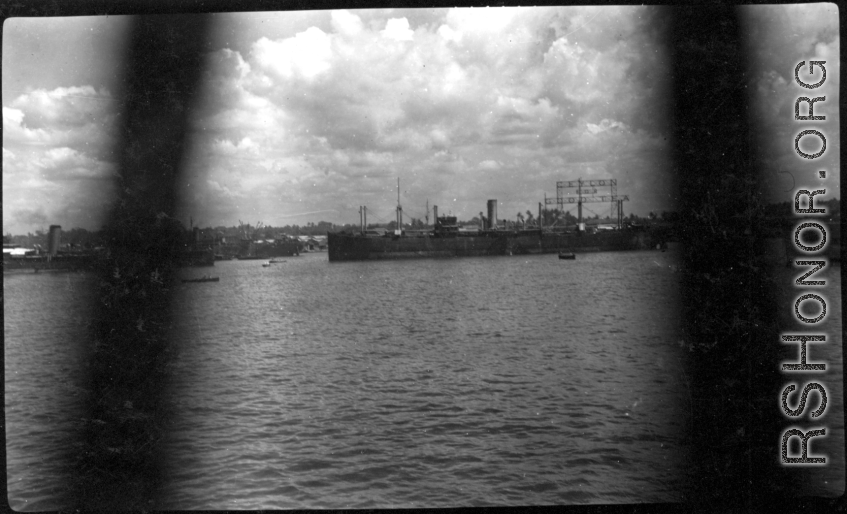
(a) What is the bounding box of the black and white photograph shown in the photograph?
[2,2,843,511]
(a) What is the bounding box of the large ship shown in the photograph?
[328,198,662,262]
[3,225,101,272]
[328,223,657,261]
[180,247,215,267]
[3,252,99,272]
[231,221,301,259]
[236,239,300,259]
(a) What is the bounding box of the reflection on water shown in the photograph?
[7,249,692,510]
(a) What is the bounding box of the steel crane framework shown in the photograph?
[544,178,630,228]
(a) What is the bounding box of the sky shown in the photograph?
[1,5,839,235]
[741,3,840,206]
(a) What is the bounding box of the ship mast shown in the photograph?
[577,177,583,232]
[395,177,403,235]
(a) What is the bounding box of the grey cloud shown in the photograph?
[11,207,49,229]
[741,4,840,201]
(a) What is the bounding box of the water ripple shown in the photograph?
[4,251,713,509]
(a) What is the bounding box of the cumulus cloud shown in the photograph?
[9,7,737,232]
[213,137,260,156]
[36,147,113,180]
[382,18,414,41]
[586,119,627,135]
[253,28,333,80]
[331,10,364,36]
[4,86,118,162]
[170,6,682,226]
[3,83,119,232]
[207,179,242,198]
[3,106,51,145]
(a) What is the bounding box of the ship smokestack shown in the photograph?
[47,225,61,256]
[433,205,438,225]
[487,200,498,230]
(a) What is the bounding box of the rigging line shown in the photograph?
[582,204,604,218]
[367,212,392,224]
[405,210,428,220]
[557,9,605,44]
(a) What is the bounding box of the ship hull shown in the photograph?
[510,231,651,255]
[2,254,98,272]
[180,248,215,267]
[328,230,657,262]
[238,242,300,259]
[253,242,300,258]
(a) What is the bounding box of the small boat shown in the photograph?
[262,262,271,267]
[558,252,576,260]
[182,276,219,283]
[268,258,287,264]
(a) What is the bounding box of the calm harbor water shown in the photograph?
[7,249,694,509]
[4,271,96,511]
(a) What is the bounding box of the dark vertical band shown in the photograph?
[73,14,211,510]
[670,5,788,510]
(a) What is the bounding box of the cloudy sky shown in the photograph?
[2,5,839,234]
